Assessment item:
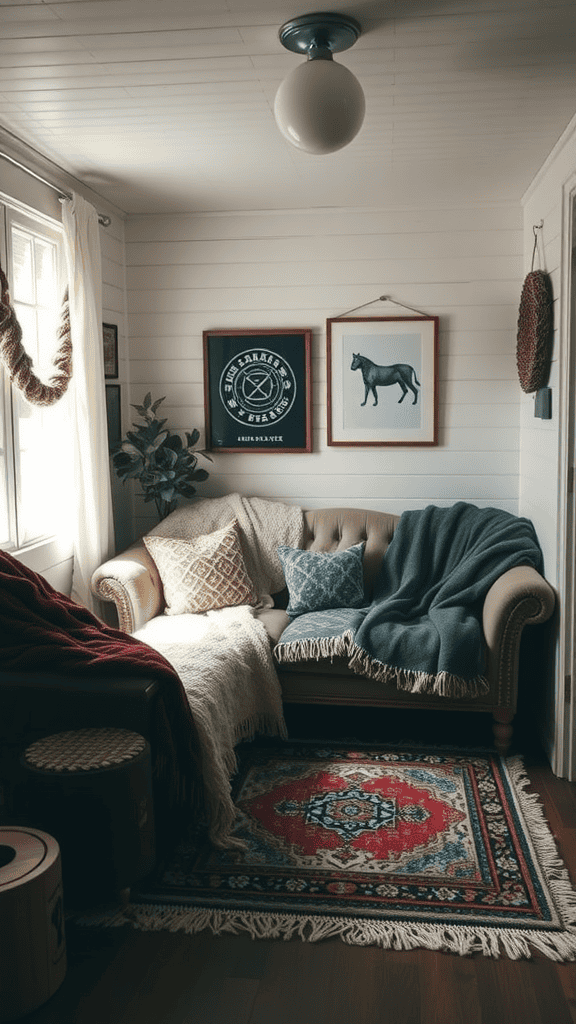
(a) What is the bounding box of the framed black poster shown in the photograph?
[203,328,313,452]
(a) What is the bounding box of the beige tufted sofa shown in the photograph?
[92,505,556,756]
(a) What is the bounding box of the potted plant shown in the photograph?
[112,392,212,520]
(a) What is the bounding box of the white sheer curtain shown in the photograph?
[62,193,115,614]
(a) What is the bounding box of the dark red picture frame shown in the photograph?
[327,316,439,447]
[203,328,313,453]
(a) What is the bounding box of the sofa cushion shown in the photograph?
[277,542,365,617]
[255,607,292,644]
[143,519,258,615]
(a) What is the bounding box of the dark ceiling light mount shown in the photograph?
[278,12,361,57]
[274,12,365,155]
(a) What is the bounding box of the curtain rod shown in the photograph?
[0,152,112,227]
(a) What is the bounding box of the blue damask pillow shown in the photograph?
[277,542,366,617]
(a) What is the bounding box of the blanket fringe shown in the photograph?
[275,631,490,698]
[347,643,490,698]
[274,630,353,664]
[234,712,289,746]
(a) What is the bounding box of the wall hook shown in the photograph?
[531,221,544,271]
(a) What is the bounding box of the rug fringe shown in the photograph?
[504,755,576,930]
[69,753,576,962]
[71,901,576,961]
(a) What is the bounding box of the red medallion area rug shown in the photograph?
[76,741,576,961]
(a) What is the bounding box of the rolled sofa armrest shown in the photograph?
[91,541,164,634]
[482,564,556,706]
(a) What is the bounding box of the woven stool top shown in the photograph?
[23,728,147,772]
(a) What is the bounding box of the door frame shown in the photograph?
[555,172,576,779]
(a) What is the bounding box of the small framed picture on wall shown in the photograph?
[105,384,121,452]
[327,316,439,446]
[203,328,313,452]
[103,323,118,379]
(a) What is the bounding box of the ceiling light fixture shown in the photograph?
[274,12,365,155]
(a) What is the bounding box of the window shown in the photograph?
[0,202,73,555]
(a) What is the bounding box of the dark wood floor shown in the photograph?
[9,706,576,1024]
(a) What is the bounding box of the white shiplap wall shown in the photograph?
[125,205,523,540]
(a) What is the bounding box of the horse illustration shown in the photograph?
[350,353,420,406]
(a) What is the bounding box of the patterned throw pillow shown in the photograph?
[143,519,258,615]
[277,542,366,617]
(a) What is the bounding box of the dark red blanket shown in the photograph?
[0,550,201,836]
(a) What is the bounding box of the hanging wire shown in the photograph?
[337,294,429,318]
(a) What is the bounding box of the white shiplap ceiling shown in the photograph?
[1,0,575,214]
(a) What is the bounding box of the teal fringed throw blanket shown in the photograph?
[274,503,544,698]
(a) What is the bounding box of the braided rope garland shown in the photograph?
[0,266,72,406]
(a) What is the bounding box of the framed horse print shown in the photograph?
[327,316,439,446]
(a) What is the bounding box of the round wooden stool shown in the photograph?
[0,826,66,1021]
[21,728,156,906]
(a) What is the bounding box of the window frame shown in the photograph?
[0,196,73,570]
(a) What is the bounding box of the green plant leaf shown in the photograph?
[156,447,178,468]
[164,433,183,452]
[112,451,132,469]
[144,419,164,438]
[120,441,143,457]
[145,431,169,454]
[112,393,209,515]
[179,484,198,498]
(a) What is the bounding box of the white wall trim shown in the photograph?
[556,171,576,778]
[522,112,576,206]
[129,202,525,221]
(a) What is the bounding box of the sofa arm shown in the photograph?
[91,542,164,634]
[482,565,556,705]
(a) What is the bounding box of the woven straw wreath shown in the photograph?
[516,269,553,393]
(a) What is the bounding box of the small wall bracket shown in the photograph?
[534,386,552,419]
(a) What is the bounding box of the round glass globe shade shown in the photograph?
[274,59,365,154]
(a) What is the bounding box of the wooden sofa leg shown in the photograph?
[492,709,514,756]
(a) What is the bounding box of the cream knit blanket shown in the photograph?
[150,492,303,604]
[136,494,304,847]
